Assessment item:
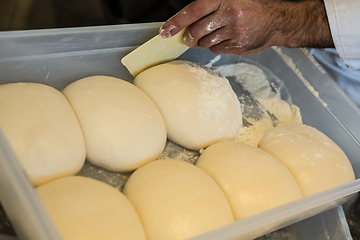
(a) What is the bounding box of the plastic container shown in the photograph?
[0,22,360,240]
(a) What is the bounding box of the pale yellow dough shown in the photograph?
[62,75,167,172]
[258,124,355,196]
[36,176,146,240]
[196,141,303,220]
[123,159,234,240]
[0,82,85,186]
[134,60,242,150]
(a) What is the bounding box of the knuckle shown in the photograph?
[231,25,248,34]
[199,33,222,49]
[224,6,243,20]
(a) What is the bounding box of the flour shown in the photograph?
[236,117,274,147]
[258,98,302,124]
[196,72,232,124]
[272,46,327,107]
[158,140,200,165]
[184,61,241,126]
[216,62,303,147]
[217,63,280,99]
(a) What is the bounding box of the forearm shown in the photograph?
[275,1,334,48]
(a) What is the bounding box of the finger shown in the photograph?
[209,39,268,55]
[159,0,221,38]
[183,12,227,48]
[196,26,229,49]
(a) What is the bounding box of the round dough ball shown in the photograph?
[62,75,167,172]
[258,124,355,196]
[36,176,146,240]
[196,141,302,220]
[0,82,85,186]
[123,159,234,240]
[134,60,242,150]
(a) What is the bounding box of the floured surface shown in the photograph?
[217,62,303,147]
[77,139,200,192]
[218,63,280,100]
[272,46,327,107]
[257,99,302,125]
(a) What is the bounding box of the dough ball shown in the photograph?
[0,83,85,186]
[36,176,146,240]
[123,159,234,240]
[258,124,355,196]
[134,60,242,150]
[62,75,167,172]
[196,141,302,220]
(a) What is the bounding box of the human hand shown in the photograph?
[160,0,334,55]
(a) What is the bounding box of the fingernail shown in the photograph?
[160,25,175,38]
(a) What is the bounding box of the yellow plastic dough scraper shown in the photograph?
[121,28,189,77]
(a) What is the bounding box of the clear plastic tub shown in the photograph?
[0,22,360,240]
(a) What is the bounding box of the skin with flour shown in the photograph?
[160,0,334,55]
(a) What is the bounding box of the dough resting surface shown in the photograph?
[62,75,167,172]
[36,176,146,240]
[196,141,303,220]
[0,82,85,186]
[258,124,355,196]
[123,159,234,240]
[134,60,242,150]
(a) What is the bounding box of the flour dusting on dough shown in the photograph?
[185,62,241,128]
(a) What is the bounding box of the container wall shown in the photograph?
[0,23,359,240]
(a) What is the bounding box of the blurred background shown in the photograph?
[0,0,193,31]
